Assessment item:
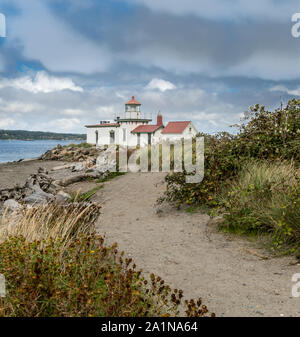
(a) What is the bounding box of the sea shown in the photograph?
[0,139,83,164]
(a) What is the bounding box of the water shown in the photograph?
[0,139,83,163]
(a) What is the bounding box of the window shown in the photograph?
[123,129,126,142]
[110,131,115,144]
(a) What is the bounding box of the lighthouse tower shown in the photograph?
[125,96,141,119]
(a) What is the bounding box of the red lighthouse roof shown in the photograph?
[125,96,141,105]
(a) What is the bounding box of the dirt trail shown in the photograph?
[94,172,300,317]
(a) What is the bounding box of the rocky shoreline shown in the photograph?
[39,143,100,162]
[0,143,119,214]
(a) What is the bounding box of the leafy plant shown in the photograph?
[0,234,213,317]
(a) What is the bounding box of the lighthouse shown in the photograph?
[85,96,198,147]
[125,96,141,119]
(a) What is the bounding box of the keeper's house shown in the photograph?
[85,96,198,147]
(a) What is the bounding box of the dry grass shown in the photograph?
[0,202,100,253]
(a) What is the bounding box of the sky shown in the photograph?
[0,0,300,134]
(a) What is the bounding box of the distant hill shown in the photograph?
[0,129,86,141]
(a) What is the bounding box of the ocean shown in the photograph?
[0,139,82,163]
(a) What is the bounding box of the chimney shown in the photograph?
[157,111,163,126]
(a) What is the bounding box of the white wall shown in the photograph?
[86,127,97,144]
[87,127,120,146]
[86,121,144,147]
[87,122,198,147]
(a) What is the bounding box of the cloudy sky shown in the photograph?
[0,0,300,134]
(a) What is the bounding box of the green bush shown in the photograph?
[235,100,300,162]
[159,132,241,208]
[273,181,300,255]
[161,99,300,208]
[0,234,212,317]
[160,99,300,254]
[219,161,299,234]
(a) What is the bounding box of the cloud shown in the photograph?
[0,118,16,128]
[62,109,84,116]
[8,0,112,74]
[270,84,300,96]
[0,71,83,93]
[146,78,176,92]
[0,101,38,113]
[47,118,81,131]
[2,0,300,81]
[1,0,299,136]
[126,0,298,22]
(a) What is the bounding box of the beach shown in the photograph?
[0,160,61,189]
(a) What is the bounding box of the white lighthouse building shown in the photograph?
[85,96,198,147]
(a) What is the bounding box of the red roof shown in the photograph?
[161,121,191,134]
[131,124,162,133]
[125,96,141,105]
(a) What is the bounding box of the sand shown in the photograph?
[94,172,300,317]
[0,160,63,189]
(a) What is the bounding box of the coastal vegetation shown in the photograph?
[160,99,300,256]
[0,129,86,141]
[0,202,212,317]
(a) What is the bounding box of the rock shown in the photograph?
[86,158,96,168]
[3,199,22,211]
[55,172,103,187]
[24,190,54,205]
[71,162,85,172]
[51,164,73,171]
[55,191,71,203]
[156,208,163,216]
[38,167,48,174]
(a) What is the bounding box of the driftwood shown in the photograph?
[55,173,102,187]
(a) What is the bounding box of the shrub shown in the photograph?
[235,100,300,162]
[161,99,300,208]
[159,132,241,208]
[0,234,212,317]
[0,203,212,317]
[218,160,299,235]
[273,181,300,255]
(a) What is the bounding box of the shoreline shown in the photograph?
[0,157,38,165]
[0,159,63,190]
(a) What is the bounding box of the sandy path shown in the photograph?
[95,172,300,317]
